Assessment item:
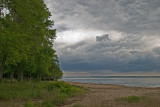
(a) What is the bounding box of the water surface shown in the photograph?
[62,76,160,87]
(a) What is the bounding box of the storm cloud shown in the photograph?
[45,0,160,76]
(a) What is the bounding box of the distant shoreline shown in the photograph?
[66,81,160,88]
[63,75,160,78]
[61,76,160,87]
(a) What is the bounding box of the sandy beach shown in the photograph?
[61,82,160,107]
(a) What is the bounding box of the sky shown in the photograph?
[45,0,160,77]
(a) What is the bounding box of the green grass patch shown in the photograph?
[73,104,80,107]
[0,81,84,106]
[41,100,56,107]
[24,101,35,107]
[117,95,147,103]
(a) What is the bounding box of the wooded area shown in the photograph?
[0,0,62,82]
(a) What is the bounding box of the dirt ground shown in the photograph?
[61,82,160,107]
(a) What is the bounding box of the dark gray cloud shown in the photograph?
[96,34,111,42]
[46,0,160,35]
[45,0,160,76]
[55,34,160,74]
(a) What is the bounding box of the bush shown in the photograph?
[43,81,84,97]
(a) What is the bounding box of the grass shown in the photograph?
[73,94,160,107]
[24,101,35,107]
[73,104,80,107]
[117,95,147,103]
[2,81,160,107]
[0,81,84,107]
[116,95,160,107]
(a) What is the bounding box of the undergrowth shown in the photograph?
[0,81,84,107]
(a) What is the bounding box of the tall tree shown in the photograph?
[0,0,62,82]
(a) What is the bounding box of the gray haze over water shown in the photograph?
[62,76,160,87]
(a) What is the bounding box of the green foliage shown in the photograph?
[44,81,84,96]
[0,0,63,81]
[117,95,147,103]
[0,81,84,106]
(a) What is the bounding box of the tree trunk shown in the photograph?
[29,75,33,83]
[17,63,24,82]
[0,55,6,82]
[20,70,23,82]
[10,71,14,82]
[10,65,14,82]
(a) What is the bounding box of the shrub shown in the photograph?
[43,81,84,97]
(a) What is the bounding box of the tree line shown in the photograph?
[0,0,63,82]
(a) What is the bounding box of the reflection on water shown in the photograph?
[62,76,160,87]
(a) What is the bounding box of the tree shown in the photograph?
[0,0,62,82]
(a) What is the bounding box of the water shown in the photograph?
[62,76,160,87]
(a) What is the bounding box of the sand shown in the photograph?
[61,82,160,107]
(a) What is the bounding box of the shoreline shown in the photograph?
[63,81,160,88]
[61,82,160,107]
[66,81,160,90]
[61,77,160,87]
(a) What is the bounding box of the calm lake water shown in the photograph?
[62,76,160,87]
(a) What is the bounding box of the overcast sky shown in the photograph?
[45,0,160,77]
